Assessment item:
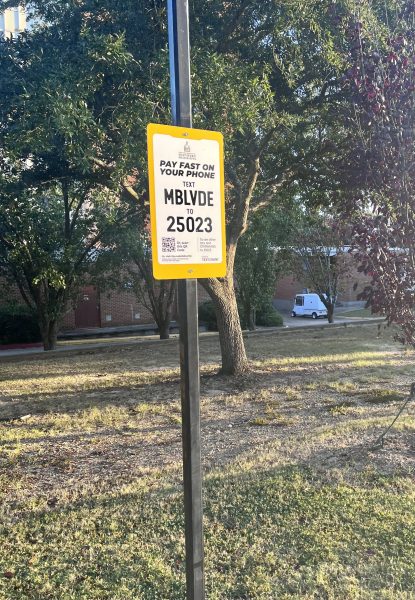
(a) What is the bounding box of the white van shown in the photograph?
[292,293,328,319]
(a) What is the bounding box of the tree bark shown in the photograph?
[327,303,335,324]
[135,272,175,341]
[202,275,249,375]
[158,319,170,340]
[248,307,256,331]
[40,318,59,351]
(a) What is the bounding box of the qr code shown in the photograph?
[162,237,176,253]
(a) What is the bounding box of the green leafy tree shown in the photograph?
[235,206,295,330]
[0,180,132,349]
[188,1,359,373]
[0,18,146,349]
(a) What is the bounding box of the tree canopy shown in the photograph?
[343,1,415,343]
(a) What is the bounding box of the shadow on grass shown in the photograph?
[0,351,411,422]
[2,464,415,600]
[0,423,180,448]
[0,376,182,420]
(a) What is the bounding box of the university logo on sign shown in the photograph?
[147,123,226,280]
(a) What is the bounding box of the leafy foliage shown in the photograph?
[198,300,218,331]
[0,6,152,349]
[235,205,295,329]
[345,1,415,343]
[0,304,40,344]
[0,181,130,349]
[255,303,283,328]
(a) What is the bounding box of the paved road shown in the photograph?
[278,310,379,329]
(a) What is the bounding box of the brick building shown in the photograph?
[60,286,153,330]
[59,282,211,330]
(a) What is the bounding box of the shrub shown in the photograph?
[256,303,283,327]
[199,299,283,330]
[198,300,218,331]
[0,304,41,344]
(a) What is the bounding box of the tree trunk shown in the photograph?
[158,320,170,340]
[248,307,256,331]
[327,303,335,324]
[199,157,263,374]
[202,276,249,375]
[40,319,59,351]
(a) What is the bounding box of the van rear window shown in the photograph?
[295,296,304,306]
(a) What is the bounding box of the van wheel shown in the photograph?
[291,311,296,317]
[312,312,317,319]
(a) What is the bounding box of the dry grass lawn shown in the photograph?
[0,324,414,599]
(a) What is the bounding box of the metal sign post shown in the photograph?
[167,1,205,598]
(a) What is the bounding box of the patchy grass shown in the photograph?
[326,400,358,415]
[1,324,415,598]
[249,404,297,427]
[324,380,360,394]
[362,389,404,405]
[1,466,415,599]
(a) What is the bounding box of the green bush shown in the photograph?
[199,299,283,331]
[198,300,218,331]
[0,304,41,344]
[256,303,283,327]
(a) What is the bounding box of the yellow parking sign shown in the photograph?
[147,123,226,279]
